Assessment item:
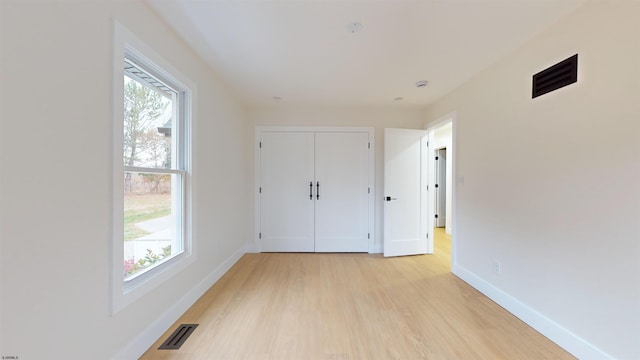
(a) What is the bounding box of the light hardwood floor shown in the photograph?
[141,229,574,359]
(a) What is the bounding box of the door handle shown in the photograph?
[316,182,320,200]
[309,182,313,200]
[385,196,398,201]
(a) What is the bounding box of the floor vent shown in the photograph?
[158,324,199,350]
[532,54,578,98]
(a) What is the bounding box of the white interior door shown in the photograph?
[260,132,315,252]
[315,132,369,252]
[384,128,430,257]
[435,148,447,227]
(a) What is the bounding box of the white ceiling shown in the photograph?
[148,0,587,109]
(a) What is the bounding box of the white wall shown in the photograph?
[0,1,249,359]
[248,107,425,252]
[423,2,640,359]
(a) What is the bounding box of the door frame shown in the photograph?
[425,112,457,269]
[434,147,447,228]
[253,126,375,253]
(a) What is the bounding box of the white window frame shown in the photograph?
[111,21,194,314]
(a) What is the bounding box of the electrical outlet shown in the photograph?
[492,260,502,276]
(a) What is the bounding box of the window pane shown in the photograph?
[123,75,174,169]
[124,171,179,280]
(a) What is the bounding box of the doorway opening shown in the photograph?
[427,116,455,269]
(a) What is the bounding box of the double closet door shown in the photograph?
[258,130,371,252]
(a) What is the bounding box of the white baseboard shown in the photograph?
[452,263,613,360]
[245,241,258,253]
[112,247,245,360]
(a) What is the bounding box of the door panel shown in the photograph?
[384,128,429,257]
[315,132,369,252]
[260,132,315,252]
[435,148,447,227]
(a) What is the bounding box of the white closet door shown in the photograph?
[260,132,315,252]
[314,132,369,252]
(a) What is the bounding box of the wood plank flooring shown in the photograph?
[141,229,574,359]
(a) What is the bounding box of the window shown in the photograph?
[112,22,192,313]
[122,54,188,281]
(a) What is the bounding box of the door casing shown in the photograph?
[426,112,457,268]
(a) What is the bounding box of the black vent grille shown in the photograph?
[532,54,578,98]
[158,324,199,350]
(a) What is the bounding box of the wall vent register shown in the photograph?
[158,324,199,350]
[532,54,578,98]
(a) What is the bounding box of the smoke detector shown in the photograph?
[346,22,363,33]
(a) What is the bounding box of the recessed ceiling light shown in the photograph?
[346,22,363,33]
[394,97,404,101]
[416,80,428,88]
